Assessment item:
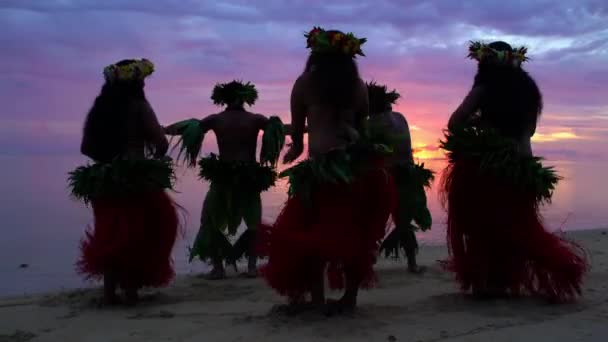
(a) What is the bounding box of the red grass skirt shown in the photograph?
[257,167,396,302]
[76,191,179,289]
[442,160,588,302]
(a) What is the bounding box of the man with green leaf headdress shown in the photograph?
[164,80,285,279]
[367,82,433,274]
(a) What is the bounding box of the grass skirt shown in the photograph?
[442,159,588,302]
[77,191,179,289]
[257,158,396,302]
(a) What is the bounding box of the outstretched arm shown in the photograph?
[163,114,217,166]
[198,114,217,134]
[284,123,308,136]
[80,128,94,158]
[356,79,370,131]
[141,101,169,158]
[447,86,483,130]
[284,77,307,164]
[398,114,415,164]
[164,114,215,136]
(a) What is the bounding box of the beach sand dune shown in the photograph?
[1,229,607,342]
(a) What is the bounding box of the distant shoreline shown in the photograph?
[2,227,605,302]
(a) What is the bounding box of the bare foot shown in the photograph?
[324,298,356,316]
[273,302,325,316]
[101,294,122,307]
[124,289,139,307]
[240,269,257,278]
[204,267,226,280]
[407,265,427,274]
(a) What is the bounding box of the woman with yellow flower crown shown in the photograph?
[257,27,397,315]
[68,59,180,306]
[441,42,588,302]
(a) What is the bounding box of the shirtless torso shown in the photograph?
[448,86,534,157]
[284,72,369,163]
[81,99,168,162]
[369,111,414,167]
[199,108,269,162]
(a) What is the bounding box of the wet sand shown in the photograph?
[1,228,607,342]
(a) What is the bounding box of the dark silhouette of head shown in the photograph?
[367,81,400,116]
[473,41,543,137]
[304,31,361,110]
[211,80,258,111]
[82,59,150,162]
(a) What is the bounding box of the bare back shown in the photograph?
[81,99,168,162]
[205,109,267,162]
[449,87,534,157]
[292,73,368,157]
[369,111,414,166]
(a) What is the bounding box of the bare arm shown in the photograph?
[164,114,216,135]
[283,77,307,163]
[447,86,483,131]
[398,114,415,164]
[254,113,270,132]
[141,102,169,158]
[357,80,370,130]
[284,123,308,136]
[198,114,217,134]
[80,128,94,158]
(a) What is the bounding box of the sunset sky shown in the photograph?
[1,0,607,161]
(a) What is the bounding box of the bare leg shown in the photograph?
[325,264,359,315]
[103,270,119,305]
[205,257,226,280]
[124,287,139,306]
[310,264,325,307]
[404,230,426,274]
[280,261,325,315]
[245,255,257,278]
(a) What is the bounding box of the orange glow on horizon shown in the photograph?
[532,131,580,142]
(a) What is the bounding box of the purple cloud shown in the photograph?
[0,0,606,158]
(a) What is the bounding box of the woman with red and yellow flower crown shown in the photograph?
[257,27,396,314]
[441,42,588,302]
[69,59,180,305]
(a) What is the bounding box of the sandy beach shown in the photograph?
[1,228,607,342]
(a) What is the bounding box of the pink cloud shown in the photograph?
[0,1,606,160]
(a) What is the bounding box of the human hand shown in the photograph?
[283,144,303,164]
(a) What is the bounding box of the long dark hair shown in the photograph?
[82,60,148,162]
[473,41,543,137]
[304,43,361,110]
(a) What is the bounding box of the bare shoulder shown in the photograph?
[392,111,408,123]
[200,113,220,129]
[250,112,269,126]
[293,73,312,94]
[202,112,220,121]
[357,78,368,94]
[130,98,153,115]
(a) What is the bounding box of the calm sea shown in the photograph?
[0,155,606,296]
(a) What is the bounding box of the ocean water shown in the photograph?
[0,155,606,296]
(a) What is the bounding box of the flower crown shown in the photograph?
[468,41,529,67]
[305,26,367,57]
[366,81,400,111]
[211,80,258,107]
[103,59,154,82]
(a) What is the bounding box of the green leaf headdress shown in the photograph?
[305,26,367,57]
[366,81,401,113]
[211,80,258,107]
[468,41,529,67]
